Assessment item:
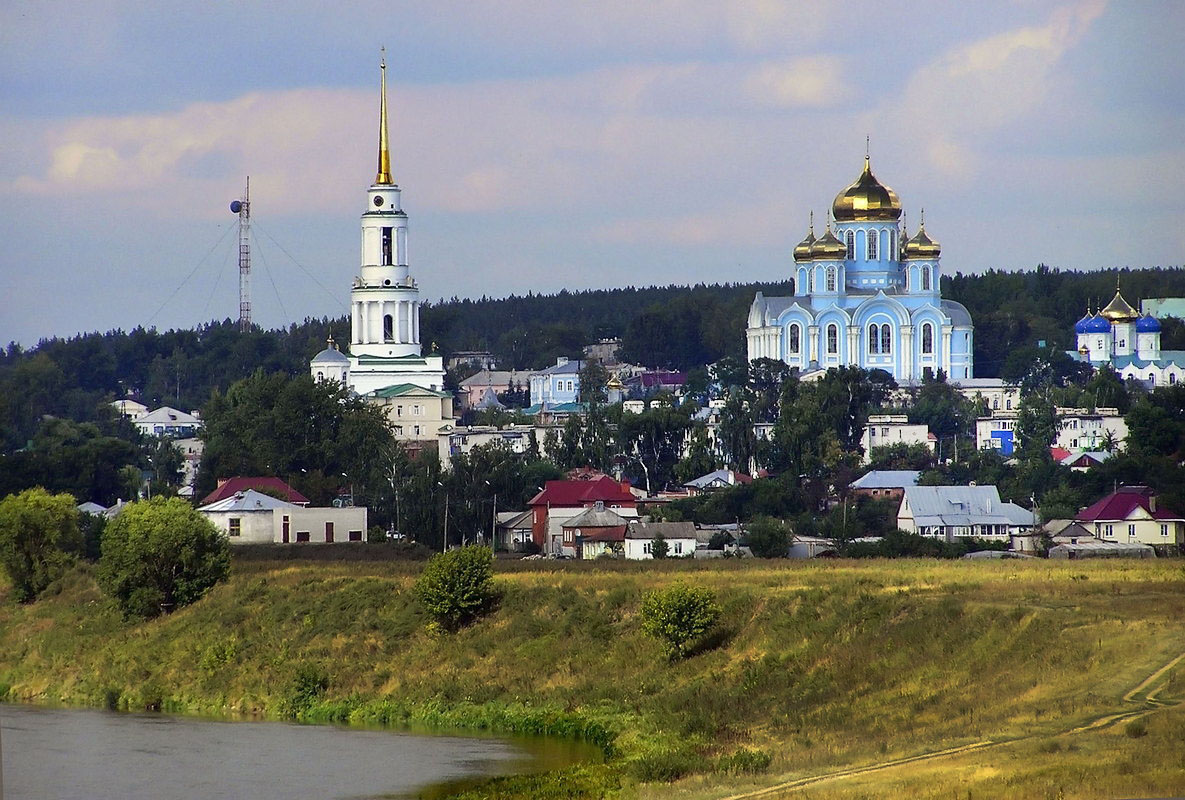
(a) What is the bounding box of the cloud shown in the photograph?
[743,56,851,108]
[882,1,1107,180]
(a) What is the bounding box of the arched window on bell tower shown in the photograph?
[383,314,394,342]
[381,227,393,266]
[845,231,854,260]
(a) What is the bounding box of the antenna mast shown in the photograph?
[231,177,252,332]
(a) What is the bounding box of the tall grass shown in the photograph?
[2,557,1184,798]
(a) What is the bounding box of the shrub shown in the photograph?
[630,748,699,781]
[415,545,498,632]
[717,747,772,775]
[640,583,721,660]
[281,663,330,717]
[744,516,791,558]
[1124,719,1148,738]
[0,487,83,602]
[651,533,669,559]
[97,497,230,618]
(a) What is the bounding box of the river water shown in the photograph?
[1,704,591,799]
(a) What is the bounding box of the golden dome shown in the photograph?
[904,212,940,259]
[810,222,846,260]
[1099,289,1138,322]
[793,212,816,262]
[832,155,901,222]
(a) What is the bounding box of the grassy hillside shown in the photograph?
[3,557,1185,799]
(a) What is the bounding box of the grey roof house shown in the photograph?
[898,485,1035,542]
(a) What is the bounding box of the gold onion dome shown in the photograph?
[1100,289,1138,322]
[832,155,902,222]
[811,221,846,259]
[904,211,941,259]
[793,212,817,262]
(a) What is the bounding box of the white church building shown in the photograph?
[746,156,975,382]
[310,56,444,395]
[1071,286,1185,387]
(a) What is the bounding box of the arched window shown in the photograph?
[383,314,394,342]
[317,371,324,381]
[880,323,891,354]
[788,324,801,354]
[826,324,839,355]
[891,229,897,259]
[1172,373,1178,385]
[845,231,854,260]
[922,267,931,291]
[867,230,878,260]
[921,323,934,355]
[868,323,879,354]
[826,266,837,292]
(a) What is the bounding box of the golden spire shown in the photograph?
[919,207,926,230]
[808,209,814,235]
[375,48,393,185]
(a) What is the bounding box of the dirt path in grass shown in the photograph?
[717,647,1185,799]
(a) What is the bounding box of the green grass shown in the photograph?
[3,557,1185,799]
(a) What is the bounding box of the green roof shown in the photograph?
[369,383,452,399]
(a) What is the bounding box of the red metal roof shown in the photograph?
[528,476,635,508]
[201,477,310,506]
[1077,486,1183,522]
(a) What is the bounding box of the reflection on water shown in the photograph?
[1,704,597,800]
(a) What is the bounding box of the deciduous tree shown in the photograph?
[0,487,82,602]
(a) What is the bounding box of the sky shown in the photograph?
[1,1,1183,347]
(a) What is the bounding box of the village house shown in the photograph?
[849,470,921,503]
[456,369,532,410]
[898,485,1035,542]
[197,489,367,544]
[859,414,934,463]
[624,520,698,560]
[437,424,534,469]
[1076,485,1185,551]
[560,501,628,559]
[201,476,309,506]
[528,476,637,554]
[682,469,752,496]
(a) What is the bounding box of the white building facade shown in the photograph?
[1072,287,1185,388]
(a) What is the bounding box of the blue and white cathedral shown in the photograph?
[1072,288,1184,387]
[746,156,974,382]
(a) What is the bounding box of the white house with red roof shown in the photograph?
[200,477,310,507]
[528,476,637,554]
[1076,486,1185,548]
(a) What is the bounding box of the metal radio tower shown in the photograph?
[231,177,251,332]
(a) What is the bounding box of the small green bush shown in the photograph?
[282,663,329,718]
[1124,719,1147,738]
[640,583,721,660]
[630,748,699,782]
[716,747,772,775]
[415,545,498,632]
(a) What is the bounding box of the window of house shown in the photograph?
[1128,524,1136,539]
[788,324,801,354]
[349,530,363,542]
[296,531,310,543]
[381,227,393,266]
[922,323,934,355]
[228,518,241,537]
[414,425,421,436]
[826,324,838,354]
[673,541,683,554]
[867,231,878,260]
[826,266,836,292]
[1104,524,1113,537]
[880,324,891,354]
[643,542,652,554]
[868,323,879,354]
[1006,399,1012,410]
[922,267,931,291]
[1161,524,1169,537]
[845,230,854,259]
[396,405,403,417]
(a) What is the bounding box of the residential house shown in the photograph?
[976,407,1127,456]
[447,351,497,371]
[365,383,455,458]
[859,414,934,463]
[583,338,622,365]
[437,424,534,469]
[682,469,752,496]
[198,489,367,543]
[561,501,629,559]
[624,520,698,560]
[528,357,583,407]
[1061,451,1114,472]
[495,510,534,552]
[111,398,149,421]
[1076,485,1185,550]
[134,406,202,438]
[623,371,687,398]
[457,369,532,410]
[950,378,1020,414]
[898,485,1035,542]
[201,477,309,507]
[849,470,921,502]
[528,476,637,554]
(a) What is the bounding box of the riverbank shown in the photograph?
[3,557,1185,798]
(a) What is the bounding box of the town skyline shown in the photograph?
[2,1,1182,347]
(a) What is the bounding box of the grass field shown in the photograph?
[3,556,1184,799]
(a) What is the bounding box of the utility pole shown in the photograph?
[442,493,449,553]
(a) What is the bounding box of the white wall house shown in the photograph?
[134,406,202,438]
[898,485,1035,542]
[198,490,367,544]
[859,414,934,463]
[976,407,1126,456]
[623,521,697,559]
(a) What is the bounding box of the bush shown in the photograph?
[415,545,498,632]
[744,516,791,558]
[716,747,772,775]
[640,583,721,660]
[1124,719,1147,738]
[97,497,230,618]
[0,487,83,602]
[651,533,669,559]
[630,748,699,782]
